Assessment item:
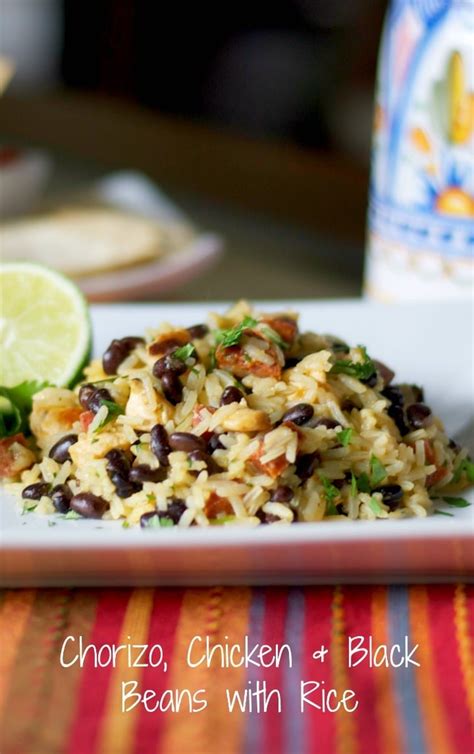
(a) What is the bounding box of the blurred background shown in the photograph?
[0,0,388,301]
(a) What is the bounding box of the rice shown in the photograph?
[5,300,472,528]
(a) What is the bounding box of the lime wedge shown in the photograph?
[0,262,91,387]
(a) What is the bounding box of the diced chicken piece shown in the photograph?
[69,426,130,465]
[30,388,82,452]
[125,378,173,430]
[220,407,271,433]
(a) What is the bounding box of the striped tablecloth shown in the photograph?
[0,585,472,754]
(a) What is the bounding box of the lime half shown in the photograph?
[0,262,91,387]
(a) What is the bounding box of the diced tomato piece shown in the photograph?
[204,491,233,519]
[261,316,298,345]
[79,410,95,432]
[249,441,289,479]
[58,407,83,426]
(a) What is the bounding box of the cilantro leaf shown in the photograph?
[0,380,48,438]
[260,326,288,350]
[330,346,376,381]
[214,316,258,348]
[63,510,82,520]
[434,509,454,517]
[320,474,340,515]
[370,455,387,486]
[93,399,124,432]
[173,343,196,362]
[142,514,174,529]
[209,516,236,525]
[350,472,358,497]
[337,428,353,447]
[441,496,471,508]
[356,472,371,493]
[451,458,474,484]
[369,496,384,515]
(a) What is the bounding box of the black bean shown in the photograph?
[284,357,300,368]
[412,385,424,403]
[150,424,171,466]
[22,482,50,500]
[105,449,132,478]
[140,499,187,528]
[103,336,144,375]
[71,492,108,518]
[256,509,280,525]
[381,386,404,407]
[153,355,187,379]
[341,400,357,412]
[324,335,350,354]
[187,323,209,339]
[161,371,183,405]
[281,403,314,426]
[79,383,96,410]
[51,484,72,513]
[49,434,78,464]
[270,485,293,502]
[88,387,113,414]
[373,360,395,386]
[448,438,461,452]
[167,499,187,523]
[169,432,206,453]
[207,433,224,453]
[295,452,320,482]
[361,371,378,387]
[188,449,221,475]
[129,465,167,483]
[110,473,140,498]
[309,417,340,430]
[388,405,408,436]
[406,403,432,430]
[220,386,243,406]
[373,484,404,511]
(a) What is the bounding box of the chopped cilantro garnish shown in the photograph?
[370,455,387,486]
[440,496,471,508]
[214,316,258,348]
[369,496,384,515]
[337,428,353,447]
[22,500,37,514]
[208,348,217,372]
[173,343,196,362]
[93,399,124,432]
[356,472,371,493]
[260,326,288,350]
[63,510,81,520]
[122,520,130,528]
[330,346,376,381]
[146,493,156,504]
[320,474,340,515]
[434,509,454,517]
[451,458,474,484]
[351,472,358,497]
[0,380,49,438]
[209,516,236,525]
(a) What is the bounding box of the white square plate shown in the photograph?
[1,299,473,586]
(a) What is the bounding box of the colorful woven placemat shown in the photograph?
[0,585,472,754]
